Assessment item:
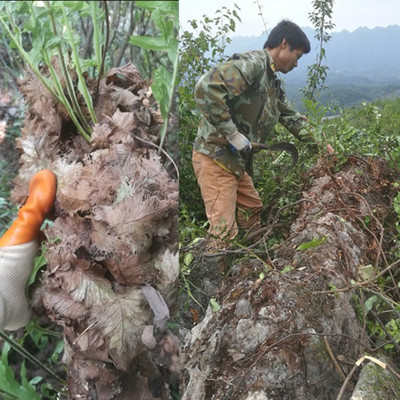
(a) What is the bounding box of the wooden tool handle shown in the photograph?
[205,136,299,167]
[206,136,269,150]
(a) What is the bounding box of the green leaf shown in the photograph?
[19,362,40,398]
[296,236,327,251]
[28,377,42,386]
[9,1,30,15]
[281,265,294,275]
[358,264,374,281]
[135,1,178,16]
[210,298,221,312]
[364,295,378,315]
[51,340,65,363]
[151,9,173,33]
[166,37,179,63]
[25,47,42,68]
[0,343,40,400]
[129,35,169,51]
[184,252,193,267]
[59,1,87,12]
[151,65,172,118]
[26,243,48,292]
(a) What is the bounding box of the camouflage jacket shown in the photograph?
[193,49,311,176]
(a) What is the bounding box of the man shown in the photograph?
[192,20,315,250]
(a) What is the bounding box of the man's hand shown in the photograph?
[225,130,252,153]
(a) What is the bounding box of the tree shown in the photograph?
[301,0,335,102]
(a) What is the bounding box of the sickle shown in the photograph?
[267,142,298,167]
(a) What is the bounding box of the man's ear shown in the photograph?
[281,38,288,48]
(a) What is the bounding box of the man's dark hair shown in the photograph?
[263,20,311,53]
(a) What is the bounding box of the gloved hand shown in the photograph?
[225,130,252,154]
[0,170,56,330]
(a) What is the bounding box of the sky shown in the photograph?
[179,0,400,37]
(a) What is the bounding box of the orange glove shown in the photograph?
[0,170,56,330]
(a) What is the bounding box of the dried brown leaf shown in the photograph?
[153,249,179,310]
[89,287,150,369]
[105,63,145,90]
[142,285,169,329]
[43,291,87,320]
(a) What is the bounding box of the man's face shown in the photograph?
[275,40,304,74]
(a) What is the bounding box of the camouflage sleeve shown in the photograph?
[278,92,314,142]
[194,58,258,137]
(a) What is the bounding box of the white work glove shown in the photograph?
[0,241,38,330]
[225,130,252,153]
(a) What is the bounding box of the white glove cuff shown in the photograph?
[225,130,250,151]
[0,241,38,330]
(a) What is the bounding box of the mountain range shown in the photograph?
[225,25,400,109]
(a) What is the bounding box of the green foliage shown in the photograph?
[0,1,176,144]
[0,320,65,400]
[130,1,178,152]
[0,330,65,399]
[355,292,400,352]
[210,298,221,312]
[250,119,324,239]
[179,203,209,265]
[296,236,327,251]
[281,265,294,275]
[0,1,103,140]
[26,240,55,295]
[364,295,379,316]
[321,98,400,164]
[0,342,41,400]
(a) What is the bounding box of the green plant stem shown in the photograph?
[42,51,91,141]
[60,2,98,124]
[100,0,110,80]
[0,4,91,141]
[43,1,92,135]
[235,241,271,268]
[158,44,178,155]
[180,275,205,312]
[95,0,110,95]
[89,1,102,75]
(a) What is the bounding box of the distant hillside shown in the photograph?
[225,25,400,109]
